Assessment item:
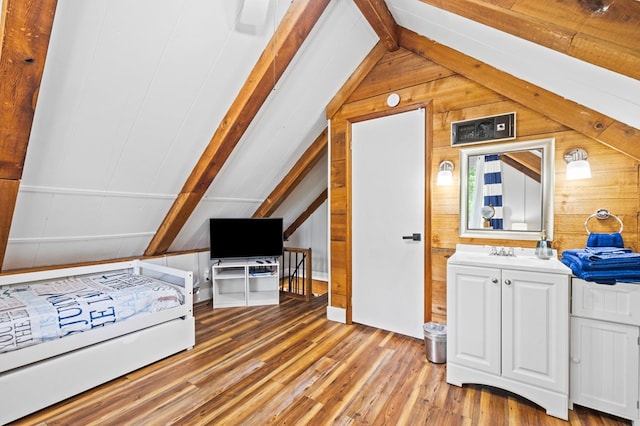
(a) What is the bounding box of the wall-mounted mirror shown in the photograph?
[459,138,554,240]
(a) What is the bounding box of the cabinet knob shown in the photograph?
[491,278,498,284]
[571,357,581,364]
[504,279,512,285]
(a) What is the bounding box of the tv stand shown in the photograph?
[211,259,279,308]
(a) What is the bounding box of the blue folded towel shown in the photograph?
[562,250,640,270]
[586,232,624,248]
[561,256,640,284]
[584,247,632,255]
[562,247,640,284]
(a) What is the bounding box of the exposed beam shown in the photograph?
[416,0,640,81]
[0,0,58,270]
[284,188,328,241]
[398,27,640,161]
[253,128,328,219]
[326,41,387,119]
[353,0,399,51]
[501,153,541,183]
[0,0,57,178]
[144,0,331,256]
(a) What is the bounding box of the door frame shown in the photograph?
[345,101,433,324]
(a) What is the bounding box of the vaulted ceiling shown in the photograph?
[0,0,638,271]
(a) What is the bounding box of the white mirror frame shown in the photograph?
[459,138,555,241]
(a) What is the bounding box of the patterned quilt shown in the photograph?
[0,272,184,353]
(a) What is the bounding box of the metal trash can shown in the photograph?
[423,322,447,364]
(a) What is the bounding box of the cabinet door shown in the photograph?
[447,265,501,374]
[571,316,639,420]
[501,269,569,392]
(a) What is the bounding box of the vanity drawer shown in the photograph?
[572,278,640,326]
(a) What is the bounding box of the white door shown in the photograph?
[351,109,425,339]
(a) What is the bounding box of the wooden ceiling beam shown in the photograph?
[501,153,541,183]
[353,0,399,51]
[284,188,328,241]
[144,0,331,256]
[416,0,640,81]
[253,128,328,219]
[0,0,59,270]
[398,27,640,161]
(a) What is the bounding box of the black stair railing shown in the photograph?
[281,247,312,301]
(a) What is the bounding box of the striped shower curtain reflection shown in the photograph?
[483,154,503,229]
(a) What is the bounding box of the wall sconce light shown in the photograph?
[564,148,592,180]
[436,160,454,186]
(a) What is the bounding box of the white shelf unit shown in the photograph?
[212,259,279,308]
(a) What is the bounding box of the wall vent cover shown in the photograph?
[451,112,516,146]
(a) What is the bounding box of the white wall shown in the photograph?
[502,164,541,232]
[283,200,328,281]
[148,250,213,303]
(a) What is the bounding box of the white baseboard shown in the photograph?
[326,306,346,323]
[314,271,328,281]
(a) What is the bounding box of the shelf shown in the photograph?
[212,260,279,308]
[214,268,246,279]
[248,272,277,278]
[247,290,279,306]
[213,292,246,308]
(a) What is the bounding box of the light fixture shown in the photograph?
[436,160,454,186]
[564,148,591,180]
[386,93,400,107]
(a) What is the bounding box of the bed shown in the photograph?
[0,259,195,424]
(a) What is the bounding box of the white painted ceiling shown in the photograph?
[5,0,638,271]
[5,0,376,270]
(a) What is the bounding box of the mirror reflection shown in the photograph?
[459,138,554,240]
[467,150,542,231]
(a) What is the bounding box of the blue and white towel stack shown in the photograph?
[561,246,640,284]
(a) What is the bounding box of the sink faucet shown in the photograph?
[489,246,516,257]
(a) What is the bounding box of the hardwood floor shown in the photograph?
[14,294,631,425]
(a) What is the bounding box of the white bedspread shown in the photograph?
[0,272,184,353]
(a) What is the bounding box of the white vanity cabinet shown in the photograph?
[447,244,571,420]
[570,278,640,424]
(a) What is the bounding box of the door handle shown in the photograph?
[402,233,421,241]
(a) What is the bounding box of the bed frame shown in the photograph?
[0,259,195,424]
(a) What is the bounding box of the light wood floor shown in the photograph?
[15,294,630,425]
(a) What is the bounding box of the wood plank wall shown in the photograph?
[416,0,640,81]
[329,48,640,324]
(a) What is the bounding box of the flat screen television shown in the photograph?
[209,217,283,260]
